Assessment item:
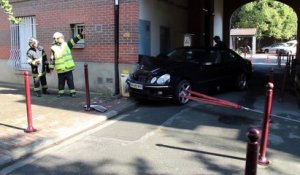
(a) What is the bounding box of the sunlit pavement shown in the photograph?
[243,53,288,66]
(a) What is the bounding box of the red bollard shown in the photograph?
[258,82,274,165]
[24,71,37,133]
[84,64,91,111]
[266,55,270,63]
[245,128,260,175]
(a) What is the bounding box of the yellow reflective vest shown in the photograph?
[51,42,75,73]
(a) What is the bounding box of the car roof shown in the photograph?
[286,40,297,44]
[274,42,287,45]
[173,46,229,50]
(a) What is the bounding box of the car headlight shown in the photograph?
[156,74,170,85]
[150,77,157,84]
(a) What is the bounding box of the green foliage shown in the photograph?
[231,0,297,40]
[0,0,20,24]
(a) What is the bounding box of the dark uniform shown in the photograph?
[50,33,83,97]
[213,36,227,49]
[27,46,50,97]
[214,41,227,48]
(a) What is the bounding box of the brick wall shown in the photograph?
[0,0,139,63]
[0,10,11,60]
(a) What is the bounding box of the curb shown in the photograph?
[0,98,138,170]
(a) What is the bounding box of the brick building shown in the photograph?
[1,0,300,96]
[1,0,217,95]
[0,0,140,95]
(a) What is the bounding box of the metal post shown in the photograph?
[24,71,37,133]
[245,128,260,175]
[269,68,274,83]
[258,82,274,165]
[84,64,91,111]
[291,55,296,84]
[280,55,290,102]
[277,52,281,67]
[114,0,120,95]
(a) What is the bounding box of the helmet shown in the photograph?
[28,37,38,47]
[53,32,64,39]
[53,32,64,44]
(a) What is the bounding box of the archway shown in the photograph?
[229,1,297,56]
[224,0,300,102]
[224,0,300,65]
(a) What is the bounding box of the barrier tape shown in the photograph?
[181,90,243,109]
[182,88,300,124]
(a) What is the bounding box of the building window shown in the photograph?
[8,16,36,70]
[71,24,85,48]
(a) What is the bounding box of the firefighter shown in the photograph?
[26,37,50,97]
[50,31,84,97]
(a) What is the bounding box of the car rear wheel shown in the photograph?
[174,80,191,105]
[264,49,269,53]
[236,73,247,90]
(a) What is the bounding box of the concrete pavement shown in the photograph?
[0,83,137,169]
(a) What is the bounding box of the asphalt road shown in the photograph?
[3,102,255,175]
[3,58,300,175]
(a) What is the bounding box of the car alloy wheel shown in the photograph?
[175,80,191,105]
[236,73,247,90]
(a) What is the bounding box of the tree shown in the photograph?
[0,0,20,24]
[231,0,297,40]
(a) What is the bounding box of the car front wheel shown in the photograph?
[174,80,191,105]
[236,73,247,90]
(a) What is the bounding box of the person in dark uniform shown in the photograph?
[50,31,84,97]
[213,35,227,48]
[26,37,50,97]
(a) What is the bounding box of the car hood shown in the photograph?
[134,55,180,75]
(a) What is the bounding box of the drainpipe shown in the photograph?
[114,0,120,95]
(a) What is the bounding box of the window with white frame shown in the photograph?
[8,16,36,70]
[71,23,85,48]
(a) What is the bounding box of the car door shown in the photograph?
[189,48,222,91]
[269,43,277,53]
[219,49,240,85]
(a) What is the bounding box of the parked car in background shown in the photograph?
[127,47,252,105]
[285,40,297,55]
[261,42,290,54]
[261,40,298,55]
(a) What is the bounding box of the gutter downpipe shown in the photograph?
[114,0,120,95]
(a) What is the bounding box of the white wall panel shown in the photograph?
[139,0,188,56]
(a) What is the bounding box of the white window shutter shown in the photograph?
[8,16,36,70]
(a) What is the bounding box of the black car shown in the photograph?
[127,47,252,105]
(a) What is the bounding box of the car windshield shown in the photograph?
[286,42,296,47]
[167,48,208,61]
[272,43,283,47]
